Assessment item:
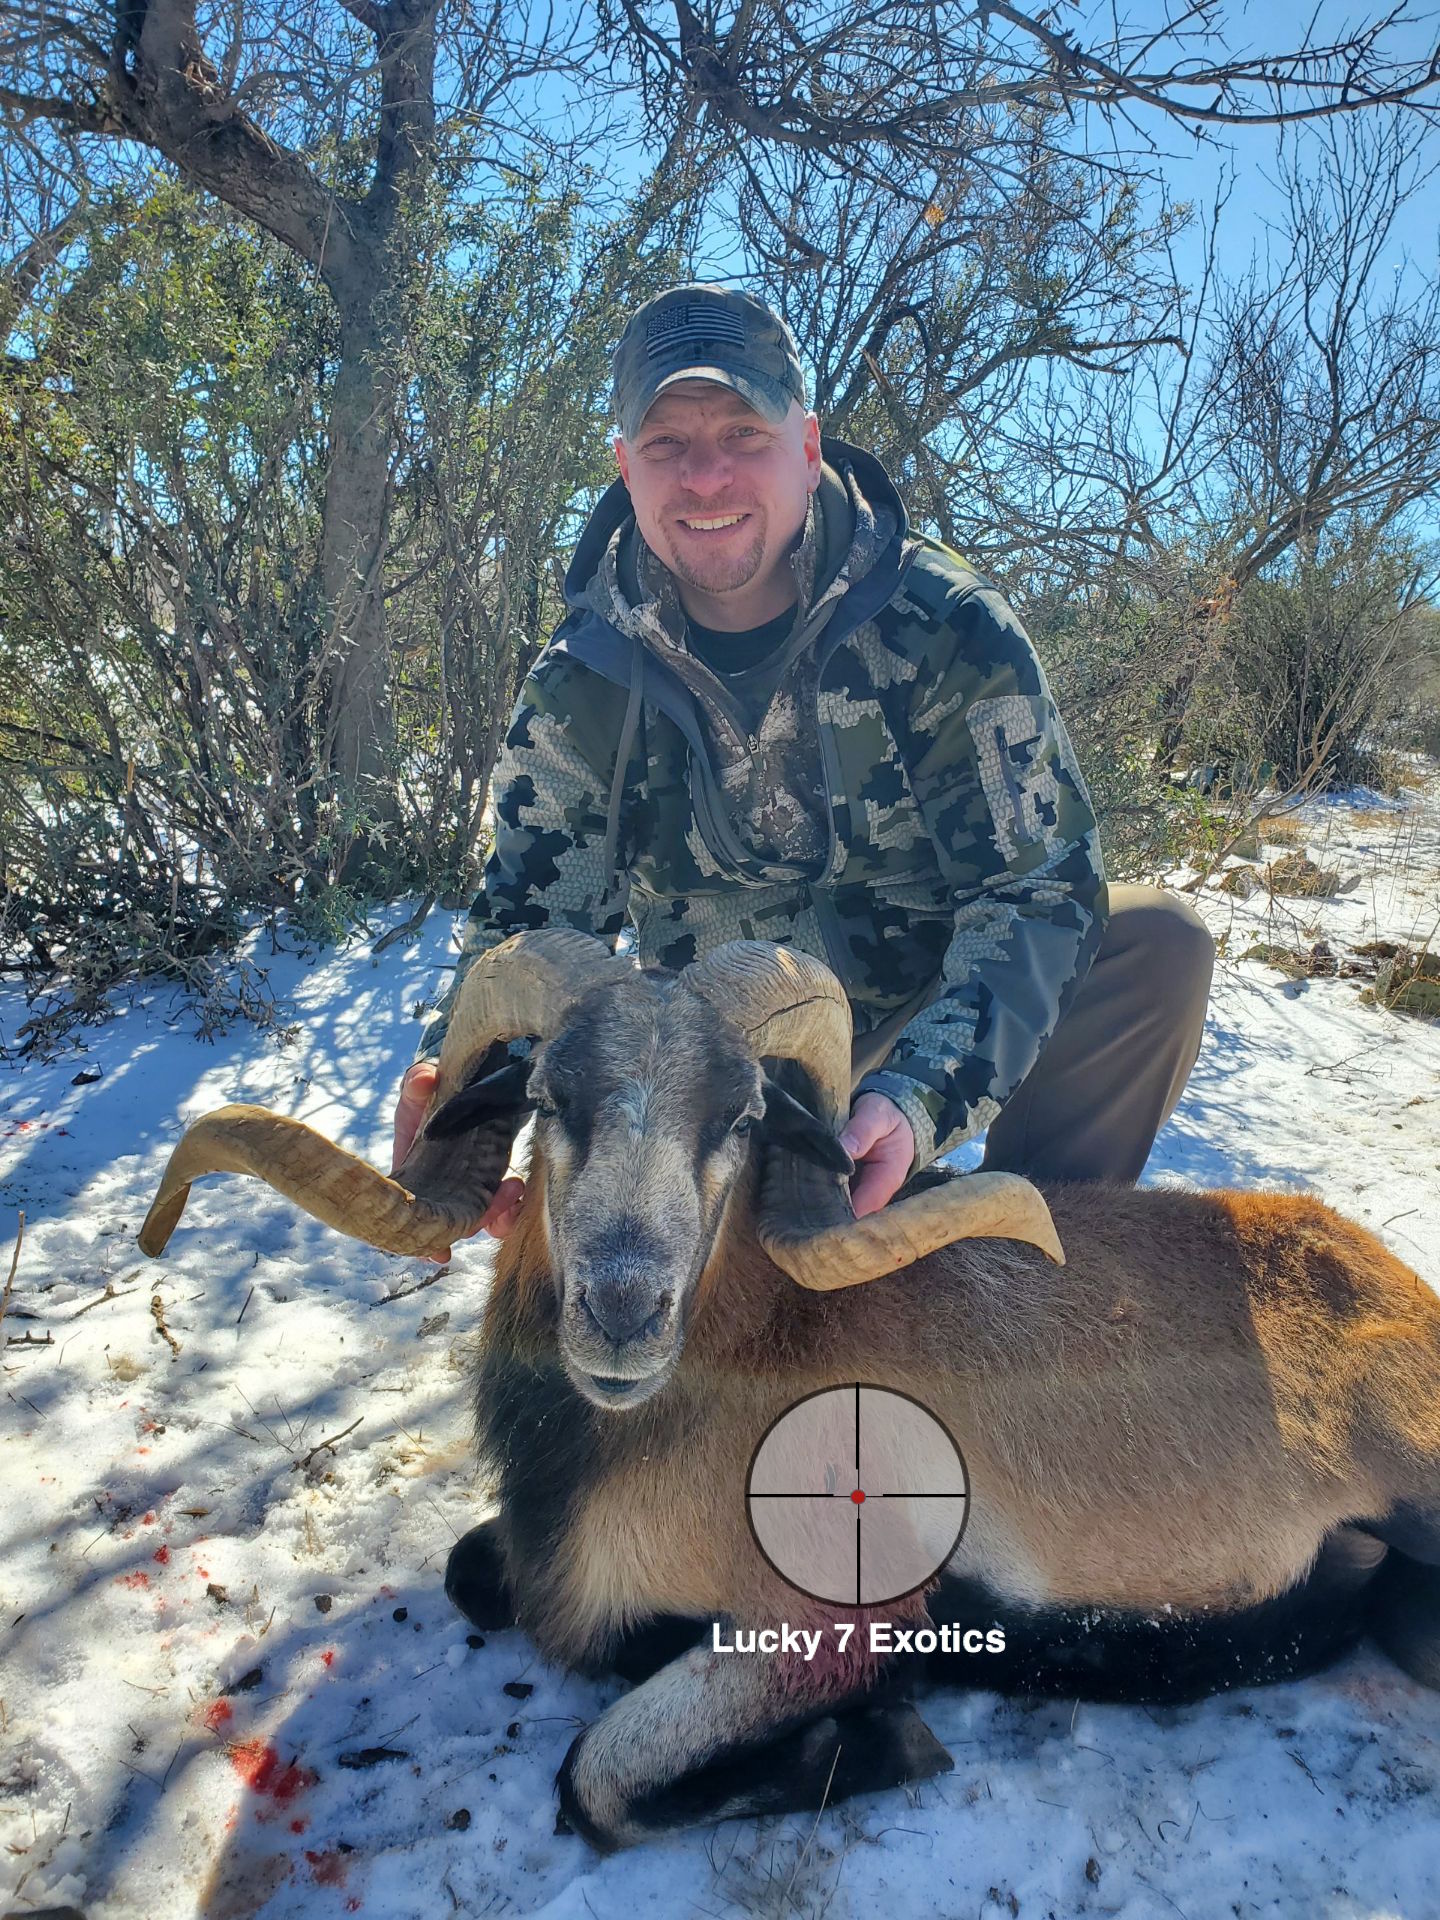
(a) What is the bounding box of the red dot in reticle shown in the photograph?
[850,1489,866,1504]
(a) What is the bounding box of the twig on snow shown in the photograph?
[296,1416,363,1473]
[151,1291,182,1359]
[0,1210,24,1338]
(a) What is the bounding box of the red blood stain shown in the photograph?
[198,1567,210,1579]
[153,1545,170,1565]
[142,1510,156,1524]
[319,1649,334,1668]
[289,1818,308,1835]
[119,1571,150,1590]
[137,1448,150,1456]
[305,1850,347,1888]
[346,1902,361,1913]
[203,1699,233,1733]
[228,1739,316,1805]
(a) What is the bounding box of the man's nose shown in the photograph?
[677,443,733,494]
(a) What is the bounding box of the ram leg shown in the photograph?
[556,1634,950,1850]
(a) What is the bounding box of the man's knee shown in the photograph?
[1103,885,1214,1007]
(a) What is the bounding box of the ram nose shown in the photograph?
[577,1279,674,1346]
[566,1216,681,1388]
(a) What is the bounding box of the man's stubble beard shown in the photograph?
[658,514,769,598]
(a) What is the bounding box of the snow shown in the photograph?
[2,770,1438,1920]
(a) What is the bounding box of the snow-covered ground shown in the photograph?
[2,768,1438,1920]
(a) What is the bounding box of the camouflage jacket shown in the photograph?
[419,439,1108,1174]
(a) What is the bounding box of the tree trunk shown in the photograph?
[320,299,400,882]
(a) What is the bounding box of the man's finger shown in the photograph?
[391,1061,439,1174]
[848,1133,912,1218]
[480,1176,526,1241]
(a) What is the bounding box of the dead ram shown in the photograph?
[140,932,1440,1851]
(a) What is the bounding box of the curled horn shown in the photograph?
[683,941,1064,1288]
[138,931,631,1260]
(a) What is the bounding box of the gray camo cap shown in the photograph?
[612,284,807,441]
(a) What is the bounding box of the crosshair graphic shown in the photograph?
[746,1385,970,1607]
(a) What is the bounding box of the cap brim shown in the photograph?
[621,365,794,440]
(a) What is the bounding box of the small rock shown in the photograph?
[314,1594,333,1614]
[448,1808,471,1831]
[206,1583,228,1606]
[502,1681,534,1700]
[506,1720,522,1738]
[393,1606,408,1622]
[466,1633,485,1650]
[71,1066,103,1086]
[227,1666,264,1694]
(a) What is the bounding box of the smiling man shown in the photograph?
[394,284,1213,1244]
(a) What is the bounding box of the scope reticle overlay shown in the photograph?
[746,1384,970,1607]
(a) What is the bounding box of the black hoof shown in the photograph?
[444,1521,515,1631]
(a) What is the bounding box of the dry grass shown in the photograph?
[1260,816,1306,847]
[1346,806,1409,831]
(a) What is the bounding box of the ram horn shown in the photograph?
[684,941,1064,1286]
[138,930,630,1259]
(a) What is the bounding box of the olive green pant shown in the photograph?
[852,885,1214,1186]
[979,885,1214,1184]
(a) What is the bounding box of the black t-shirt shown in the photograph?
[684,606,797,735]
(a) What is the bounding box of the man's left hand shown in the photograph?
[839,1093,916,1218]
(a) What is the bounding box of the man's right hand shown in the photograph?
[391,1061,527,1252]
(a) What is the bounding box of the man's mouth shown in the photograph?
[677,513,750,533]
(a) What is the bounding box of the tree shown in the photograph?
[1,0,588,878]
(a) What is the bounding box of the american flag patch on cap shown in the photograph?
[644,300,749,359]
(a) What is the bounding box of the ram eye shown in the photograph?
[729,1113,757,1138]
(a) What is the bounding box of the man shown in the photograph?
[392,285,1213,1249]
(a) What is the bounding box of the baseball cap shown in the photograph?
[612,284,808,441]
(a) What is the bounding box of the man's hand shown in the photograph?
[390,1061,527,1255]
[839,1093,916,1218]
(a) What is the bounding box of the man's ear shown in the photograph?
[614,433,631,486]
[759,1076,855,1174]
[802,409,821,491]
[426,1057,534,1139]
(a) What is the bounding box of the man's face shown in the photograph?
[615,382,821,622]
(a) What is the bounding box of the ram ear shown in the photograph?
[760,1077,856,1175]
[426,1057,535,1139]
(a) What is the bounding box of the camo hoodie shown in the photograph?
[419,439,1108,1174]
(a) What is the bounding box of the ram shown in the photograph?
[141,932,1440,1851]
